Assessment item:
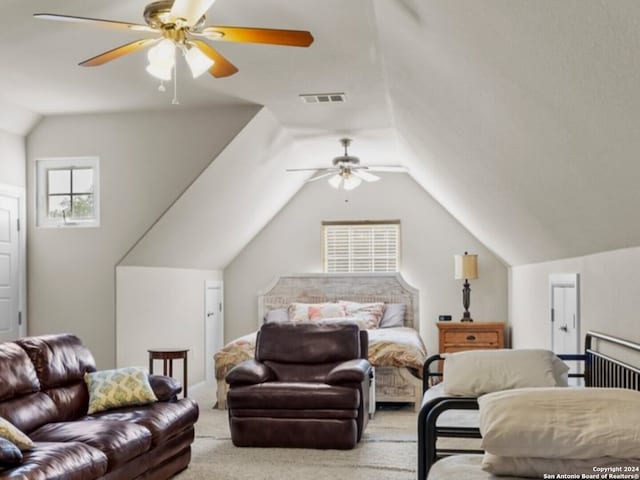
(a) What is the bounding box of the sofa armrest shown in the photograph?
[148,375,182,401]
[226,359,274,386]
[327,359,372,384]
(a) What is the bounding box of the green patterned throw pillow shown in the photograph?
[0,417,34,451]
[85,367,158,414]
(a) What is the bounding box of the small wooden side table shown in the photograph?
[148,348,189,398]
[437,322,505,354]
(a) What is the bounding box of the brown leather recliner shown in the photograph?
[226,322,372,450]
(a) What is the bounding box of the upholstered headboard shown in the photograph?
[257,273,420,330]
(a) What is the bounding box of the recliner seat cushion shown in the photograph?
[84,398,199,446]
[228,382,360,410]
[29,420,152,470]
[0,442,108,480]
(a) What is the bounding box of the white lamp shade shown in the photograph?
[147,39,176,69]
[343,175,362,191]
[454,253,478,280]
[328,174,343,189]
[185,45,214,78]
[146,62,172,81]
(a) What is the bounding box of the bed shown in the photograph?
[214,272,427,410]
[419,330,640,480]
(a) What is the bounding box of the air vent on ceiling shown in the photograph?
[299,92,347,104]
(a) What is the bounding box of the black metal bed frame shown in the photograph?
[417,331,640,480]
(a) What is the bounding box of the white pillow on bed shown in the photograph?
[379,303,406,328]
[442,349,567,396]
[479,387,640,459]
[482,453,640,477]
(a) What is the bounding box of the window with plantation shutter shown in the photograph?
[322,221,400,273]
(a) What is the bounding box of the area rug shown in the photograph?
[175,388,418,480]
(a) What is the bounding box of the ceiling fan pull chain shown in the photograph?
[158,80,166,93]
[172,66,180,105]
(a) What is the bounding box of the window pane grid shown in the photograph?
[46,167,95,222]
[323,223,399,273]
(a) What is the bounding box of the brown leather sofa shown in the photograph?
[0,333,199,479]
[226,322,372,450]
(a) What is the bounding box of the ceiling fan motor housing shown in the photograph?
[332,155,360,166]
[144,0,206,31]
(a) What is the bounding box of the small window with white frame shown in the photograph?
[36,157,100,228]
[322,221,400,273]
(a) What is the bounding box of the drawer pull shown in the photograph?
[466,335,476,341]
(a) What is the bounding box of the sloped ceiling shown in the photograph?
[6,1,640,266]
[121,108,311,268]
[373,0,640,266]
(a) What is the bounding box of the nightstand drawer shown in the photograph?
[443,331,499,345]
[443,346,495,354]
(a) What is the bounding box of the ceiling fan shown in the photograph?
[287,138,407,191]
[34,0,314,80]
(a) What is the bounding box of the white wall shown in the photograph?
[26,106,258,368]
[116,266,221,387]
[0,129,26,188]
[510,247,640,350]
[224,173,508,356]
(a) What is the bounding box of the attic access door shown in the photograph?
[550,274,580,357]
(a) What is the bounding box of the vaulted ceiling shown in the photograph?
[4,0,640,266]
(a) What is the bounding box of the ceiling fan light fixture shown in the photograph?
[146,62,173,81]
[184,44,214,78]
[146,38,176,80]
[328,174,343,189]
[343,175,362,191]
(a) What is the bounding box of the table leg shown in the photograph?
[149,356,153,375]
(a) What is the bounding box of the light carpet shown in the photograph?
[175,388,419,480]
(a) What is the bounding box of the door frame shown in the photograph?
[0,183,26,338]
[204,280,223,385]
[549,273,580,352]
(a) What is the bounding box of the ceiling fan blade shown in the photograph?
[79,38,157,67]
[352,170,380,183]
[285,167,334,172]
[191,41,238,78]
[34,13,157,33]
[305,171,335,183]
[366,166,408,173]
[199,26,314,47]
[170,0,216,26]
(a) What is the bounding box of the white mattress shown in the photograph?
[423,383,480,428]
[427,455,524,480]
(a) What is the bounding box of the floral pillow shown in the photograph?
[288,303,346,322]
[339,301,385,329]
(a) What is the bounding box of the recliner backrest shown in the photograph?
[256,323,361,364]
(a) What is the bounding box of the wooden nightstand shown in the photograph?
[437,322,505,354]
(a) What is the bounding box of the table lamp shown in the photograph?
[454,252,478,322]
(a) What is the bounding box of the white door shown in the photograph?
[550,274,580,378]
[205,281,223,384]
[0,194,21,342]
